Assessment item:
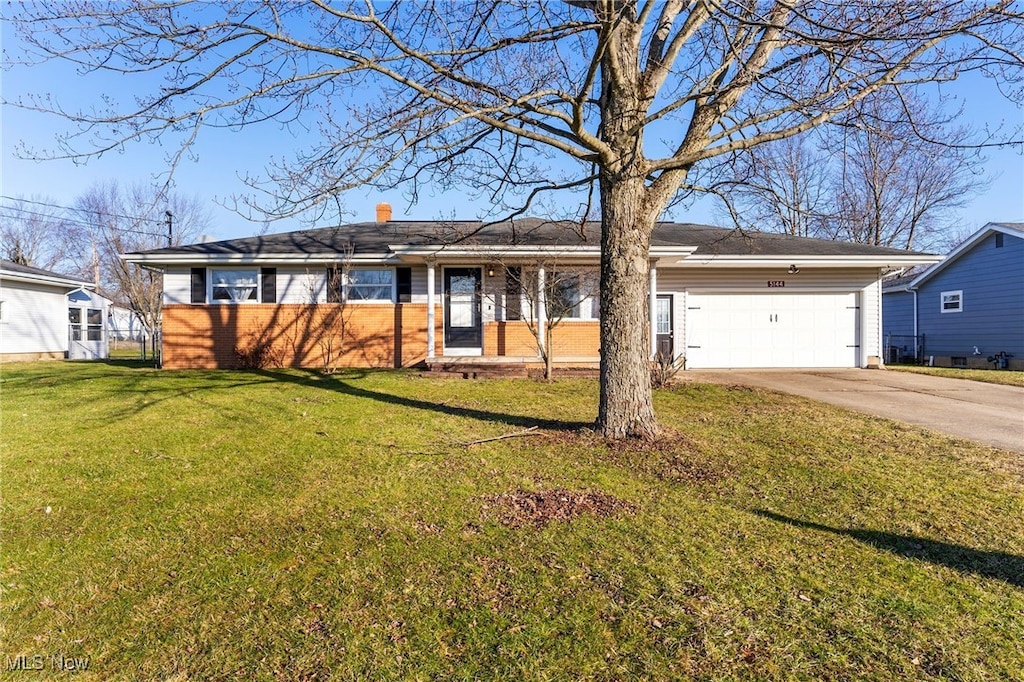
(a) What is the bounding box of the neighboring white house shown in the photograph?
[0,260,94,362]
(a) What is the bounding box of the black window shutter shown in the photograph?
[396,267,412,303]
[327,267,342,303]
[190,268,206,304]
[505,267,522,320]
[261,268,277,303]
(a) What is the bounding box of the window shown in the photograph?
[212,269,258,302]
[87,308,103,341]
[940,290,963,313]
[347,268,393,301]
[550,275,582,318]
[543,270,599,321]
[951,356,967,367]
[996,233,1004,248]
[69,308,82,341]
[327,267,394,302]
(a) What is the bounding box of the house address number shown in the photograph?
[767,280,785,288]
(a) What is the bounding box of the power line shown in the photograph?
[0,195,166,226]
[0,201,167,238]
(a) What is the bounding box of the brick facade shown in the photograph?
[161,304,601,369]
[161,303,439,370]
[482,320,600,359]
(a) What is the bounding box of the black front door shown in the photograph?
[656,294,674,359]
[444,268,482,349]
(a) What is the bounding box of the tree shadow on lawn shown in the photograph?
[258,369,592,433]
[753,510,1024,588]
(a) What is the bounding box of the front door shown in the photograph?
[444,268,482,350]
[656,295,674,359]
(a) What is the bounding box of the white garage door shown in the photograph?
[686,292,859,369]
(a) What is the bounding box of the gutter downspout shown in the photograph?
[911,287,919,359]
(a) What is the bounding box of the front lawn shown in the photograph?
[3,362,1022,680]
[887,364,1024,387]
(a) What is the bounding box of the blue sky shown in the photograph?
[2,16,1021,244]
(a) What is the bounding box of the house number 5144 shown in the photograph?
[767,280,785,288]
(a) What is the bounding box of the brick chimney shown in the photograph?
[376,202,392,222]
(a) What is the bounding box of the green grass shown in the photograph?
[2,361,1022,680]
[888,364,1024,387]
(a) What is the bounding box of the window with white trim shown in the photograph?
[328,267,394,302]
[523,269,600,321]
[87,308,103,341]
[211,269,259,303]
[347,268,393,301]
[69,308,82,340]
[940,290,962,313]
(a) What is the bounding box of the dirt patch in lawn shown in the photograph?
[485,489,635,528]
[605,427,736,485]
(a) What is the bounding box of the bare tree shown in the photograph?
[0,196,85,273]
[508,263,600,381]
[716,135,833,239]
[828,94,988,250]
[75,182,209,347]
[8,2,1023,437]
[722,91,989,250]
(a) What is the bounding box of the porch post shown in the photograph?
[426,261,436,359]
[649,263,658,358]
[536,265,547,357]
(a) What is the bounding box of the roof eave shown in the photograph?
[906,222,1018,289]
[120,252,397,267]
[675,254,942,267]
[0,271,94,289]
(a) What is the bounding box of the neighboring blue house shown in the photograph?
[882,222,1024,370]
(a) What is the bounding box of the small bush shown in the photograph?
[650,351,685,388]
[234,338,284,369]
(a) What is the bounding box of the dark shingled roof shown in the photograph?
[129,220,933,258]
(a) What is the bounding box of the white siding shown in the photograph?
[658,266,879,291]
[277,267,328,304]
[163,267,192,305]
[862,276,882,361]
[0,280,71,354]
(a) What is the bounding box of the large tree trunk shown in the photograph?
[594,6,660,439]
[597,174,659,439]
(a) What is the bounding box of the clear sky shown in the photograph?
[2,14,1021,245]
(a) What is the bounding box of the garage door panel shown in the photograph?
[686,292,859,369]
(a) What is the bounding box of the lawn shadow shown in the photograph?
[753,509,1024,588]
[258,369,592,432]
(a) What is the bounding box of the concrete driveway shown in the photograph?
[689,369,1024,453]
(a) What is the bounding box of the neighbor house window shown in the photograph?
[69,308,82,340]
[346,268,394,301]
[940,290,962,313]
[211,269,259,303]
[87,309,103,341]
